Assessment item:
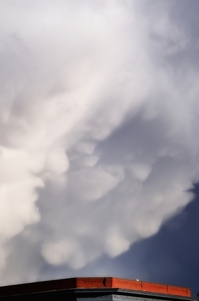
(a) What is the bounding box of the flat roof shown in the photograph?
[0,277,191,298]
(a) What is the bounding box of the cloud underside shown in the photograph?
[0,0,199,284]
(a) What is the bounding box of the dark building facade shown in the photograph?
[0,277,195,301]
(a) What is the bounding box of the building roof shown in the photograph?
[0,277,191,299]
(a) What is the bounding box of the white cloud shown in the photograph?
[68,166,124,202]
[0,0,199,284]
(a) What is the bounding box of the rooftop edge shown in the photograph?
[0,277,191,298]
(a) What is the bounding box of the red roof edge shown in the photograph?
[0,277,191,298]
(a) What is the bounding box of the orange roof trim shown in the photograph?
[76,277,191,297]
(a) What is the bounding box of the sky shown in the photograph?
[0,0,199,296]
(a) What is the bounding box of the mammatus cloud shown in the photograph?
[0,0,199,284]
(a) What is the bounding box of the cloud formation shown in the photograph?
[0,0,199,284]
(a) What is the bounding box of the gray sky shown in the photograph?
[0,0,199,296]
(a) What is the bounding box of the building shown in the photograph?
[0,277,195,301]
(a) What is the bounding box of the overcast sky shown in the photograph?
[0,0,199,296]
